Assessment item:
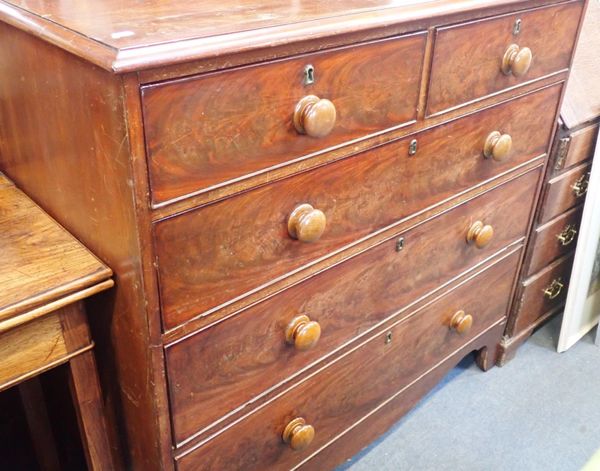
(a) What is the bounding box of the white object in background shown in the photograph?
[558,131,600,352]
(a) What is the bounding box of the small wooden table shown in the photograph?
[0,174,116,470]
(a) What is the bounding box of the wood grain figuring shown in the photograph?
[0,313,67,387]
[427,1,583,115]
[526,205,583,276]
[142,33,426,204]
[0,175,111,324]
[155,86,559,329]
[0,0,568,73]
[0,22,163,470]
[165,168,539,444]
[175,250,519,470]
[560,0,600,128]
[511,252,574,335]
[539,161,591,223]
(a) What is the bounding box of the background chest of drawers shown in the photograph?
[0,0,587,469]
[499,0,599,363]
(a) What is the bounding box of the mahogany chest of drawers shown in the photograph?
[0,0,587,469]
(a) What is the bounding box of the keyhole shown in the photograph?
[513,18,522,35]
[304,64,315,85]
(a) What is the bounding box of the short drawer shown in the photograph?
[553,122,599,173]
[427,1,583,115]
[526,205,583,276]
[539,161,591,224]
[155,86,559,329]
[513,252,574,335]
[174,250,519,470]
[166,169,539,444]
[142,33,426,204]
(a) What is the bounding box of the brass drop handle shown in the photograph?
[466,221,494,249]
[288,203,327,243]
[450,310,473,334]
[285,315,321,351]
[484,131,513,161]
[282,417,315,451]
[572,173,589,198]
[502,44,533,77]
[294,95,337,138]
[543,278,564,300]
[556,225,578,247]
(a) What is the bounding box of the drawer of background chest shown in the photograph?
[174,250,520,471]
[427,1,583,115]
[154,86,559,329]
[553,122,599,173]
[526,205,583,276]
[512,252,574,335]
[165,168,539,445]
[539,161,590,224]
[141,33,426,204]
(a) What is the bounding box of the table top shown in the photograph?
[0,174,112,328]
[0,0,555,73]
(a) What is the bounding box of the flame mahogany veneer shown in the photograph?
[0,0,586,468]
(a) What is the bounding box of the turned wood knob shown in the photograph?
[466,221,494,249]
[450,310,473,334]
[288,203,326,243]
[285,315,321,351]
[282,417,315,451]
[502,44,533,77]
[483,131,513,161]
[293,95,337,138]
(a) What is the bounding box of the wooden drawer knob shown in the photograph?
[288,203,326,243]
[502,44,532,77]
[450,310,473,334]
[483,131,512,161]
[466,221,494,248]
[282,417,315,451]
[285,315,321,351]
[294,95,337,138]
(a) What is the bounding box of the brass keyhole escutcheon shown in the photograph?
[304,64,315,85]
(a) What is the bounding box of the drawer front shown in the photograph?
[539,161,591,224]
[513,253,574,334]
[155,86,559,329]
[428,1,582,115]
[142,33,426,204]
[166,169,539,444]
[554,123,598,173]
[526,205,583,276]
[175,250,520,470]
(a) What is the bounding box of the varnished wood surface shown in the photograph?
[175,250,519,469]
[155,86,559,329]
[142,33,425,204]
[427,1,583,115]
[0,174,111,324]
[560,0,600,129]
[166,168,539,445]
[526,204,583,276]
[559,123,599,172]
[539,160,591,223]
[510,252,574,335]
[0,0,572,73]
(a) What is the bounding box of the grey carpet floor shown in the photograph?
[337,315,600,471]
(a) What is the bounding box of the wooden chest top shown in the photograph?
[0,0,566,72]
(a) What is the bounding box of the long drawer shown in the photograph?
[174,249,520,470]
[512,252,574,335]
[142,33,426,204]
[427,0,582,115]
[165,168,540,444]
[155,86,559,329]
[526,205,583,276]
[539,161,591,224]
